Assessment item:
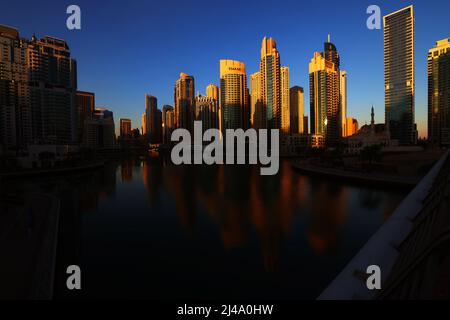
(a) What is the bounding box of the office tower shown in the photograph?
[0,25,77,148]
[383,5,415,145]
[290,86,304,134]
[340,71,347,137]
[206,84,219,101]
[84,108,116,149]
[250,71,265,130]
[281,66,290,133]
[141,112,147,135]
[219,59,248,130]
[174,72,195,131]
[120,118,132,138]
[260,37,281,129]
[309,51,339,145]
[428,38,450,146]
[76,91,95,142]
[145,94,159,143]
[194,94,219,132]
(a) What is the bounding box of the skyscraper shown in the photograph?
[290,86,304,134]
[219,59,248,131]
[383,5,415,145]
[250,71,265,130]
[174,72,195,131]
[120,118,132,138]
[260,37,281,129]
[281,66,290,134]
[309,51,339,145]
[428,38,450,146]
[340,71,347,137]
[162,105,174,144]
[0,25,77,148]
[194,94,219,132]
[206,84,219,101]
[145,94,160,143]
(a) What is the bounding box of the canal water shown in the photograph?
[3,158,408,299]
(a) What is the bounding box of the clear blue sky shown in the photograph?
[1,0,449,138]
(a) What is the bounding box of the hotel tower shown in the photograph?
[219,59,248,131]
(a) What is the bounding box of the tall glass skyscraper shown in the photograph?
[383,5,415,145]
[260,37,281,130]
[428,38,450,146]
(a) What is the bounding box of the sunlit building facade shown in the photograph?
[383,5,415,145]
[340,71,347,137]
[309,51,339,145]
[428,38,450,146]
[289,86,304,134]
[260,37,281,129]
[174,72,195,131]
[219,59,248,131]
[250,71,265,130]
[206,84,219,101]
[281,66,290,134]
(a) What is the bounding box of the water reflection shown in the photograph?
[1,157,407,299]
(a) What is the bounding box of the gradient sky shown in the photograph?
[1,0,450,138]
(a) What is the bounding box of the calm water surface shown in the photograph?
[6,157,408,299]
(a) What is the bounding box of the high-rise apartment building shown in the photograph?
[219,59,248,131]
[428,38,450,146]
[194,94,219,132]
[290,86,304,134]
[260,37,281,129]
[0,25,77,148]
[174,72,195,131]
[281,66,290,134]
[309,51,340,145]
[383,5,415,145]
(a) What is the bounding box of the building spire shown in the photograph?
[328,34,331,43]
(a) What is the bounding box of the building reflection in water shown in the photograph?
[140,158,357,272]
